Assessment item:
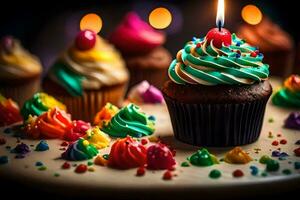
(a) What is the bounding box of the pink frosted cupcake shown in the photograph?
[109,12,171,89]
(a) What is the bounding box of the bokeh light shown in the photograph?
[241,5,263,25]
[149,7,172,29]
[80,13,102,33]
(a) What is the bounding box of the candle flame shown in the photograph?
[216,0,225,28]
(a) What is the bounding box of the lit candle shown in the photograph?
[206,0,232,48]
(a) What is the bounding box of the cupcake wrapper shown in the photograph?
[128,67,168,91]
[0,77,40,107]
[164,94,269,147]
[55,84,127,122]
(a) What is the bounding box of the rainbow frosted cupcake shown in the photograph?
[43,30,129,121]
[109,12,171,89]
[163,32,272,147]
[0,36,42,106]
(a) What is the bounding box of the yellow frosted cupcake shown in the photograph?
[43,30,129,121]
[0,36,42,106]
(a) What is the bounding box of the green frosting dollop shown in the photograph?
[169,34,269,85]
[62,139,98,161]
[272,88,300,108]
[188,148,219,167]
[101,103,155,138]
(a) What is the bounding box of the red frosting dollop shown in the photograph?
[108,136,147,169]
[109,12,165,55]
[0,96,22,127]
[147,143,176,170]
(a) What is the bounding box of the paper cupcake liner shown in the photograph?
[0,77,40,107]
[54,84,127,122]
[164,94,269,147]
[127,67,168,90]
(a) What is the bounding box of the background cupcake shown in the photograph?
[43,30,129,121]
[109,12,171,90]
[0,36,42,106]
[237,17,294,78]
[163,30,272,147]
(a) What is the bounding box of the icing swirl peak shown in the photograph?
[169,33,269,86]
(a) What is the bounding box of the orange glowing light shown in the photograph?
[80,13,102,33]
[241,5,263,25]
[149,7,172,29]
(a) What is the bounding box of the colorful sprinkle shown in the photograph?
[61,162,71,169]
[277,134,281,137]
[294,162,300,170]
[87,161,93,166]
[282,169,292,175]
[266,159,280,172]
[88,167,95,172]
[196,43,202,48]
[35,140,49,151]
[136,167,146,176]
[261,172,268,177]
[268,132,273,138]
[148,136,160,143]
[181,162,190,167]
[280,139,287,145]
[163,170,173,180]
[75,164,87,173]
[268,118,274,123]
[293,147,300,157]
[259,155,271,164]
[250,166,259,176]
[11,143,30,155]
[0,138,6,145]
[54,173,60,177]
[61,142,69,146]
[209,169,221,179]
[38,166,47,171]
[232,169,244,178]
[35,161,43,166]
[141,138,148,145]
[271,141,279,146]
[0,156,8,164]
[295,140,300,145]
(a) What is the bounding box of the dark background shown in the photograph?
[0,0,298,73]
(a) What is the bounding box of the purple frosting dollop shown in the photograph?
[11,143,30,155]
[284,112,300,130]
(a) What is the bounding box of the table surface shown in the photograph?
[0,78,299,197]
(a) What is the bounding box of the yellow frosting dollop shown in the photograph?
[224,147,252,164]
[84,126,110,149]
[93,103,119,128]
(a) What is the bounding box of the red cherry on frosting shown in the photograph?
[75,30,96,50]
[206,28,232,48]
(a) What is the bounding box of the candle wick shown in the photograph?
[218,21,222,32]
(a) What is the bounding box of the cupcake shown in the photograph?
[162,31,272,147]
[0,36,42,106]
[272,74,300,108]
[109,12,171,89]
[101,103,155,138]
[237,17,294,78]
[43,30,129,122]
[0,93,22,127]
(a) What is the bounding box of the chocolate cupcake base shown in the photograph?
[162,80,272,147]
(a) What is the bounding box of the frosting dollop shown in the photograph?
[23,108,72,139]
[61,138,98,161]
[0,94,22,126]
[127,81,164,104]
[101,103,155,138]
[109,12,165,55]
[224,147,252,164]
[147,143,176,170]
[47,31,128,97]
[108,136,147,169]
[188,148,219,167]
[93,103,119,128]
[64,120,91,141]
[21,92,66,120]
[169,33,269,86]
[84,126,110,149]
[272,75,300,108]
[284,112,300,130]
[0,36,41,80]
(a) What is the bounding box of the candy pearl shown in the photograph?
[250,52,257,57]
[75,30,97,50]
[206,28,232,48]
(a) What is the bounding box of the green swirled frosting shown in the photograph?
[21,92,66,119]
[101,103,155,138]
[169,34,269,85]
